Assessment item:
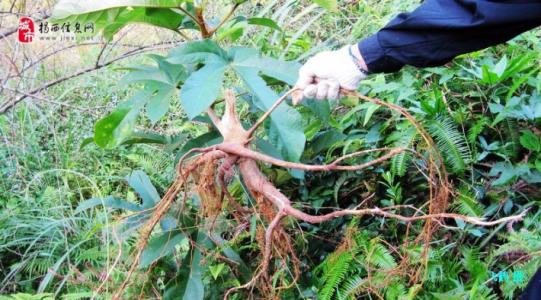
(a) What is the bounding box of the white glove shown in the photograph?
[295,45,367,102]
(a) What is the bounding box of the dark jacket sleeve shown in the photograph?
[521,266,541,300]
[358,0,541,73]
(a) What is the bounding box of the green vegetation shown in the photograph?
[1,0,540,299]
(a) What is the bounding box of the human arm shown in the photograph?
[296,0,541,101]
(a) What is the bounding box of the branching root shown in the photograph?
[111,89,527,299]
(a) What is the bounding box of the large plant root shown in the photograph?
[112,89,528,299]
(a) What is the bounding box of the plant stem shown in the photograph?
[209,3,240,36]
[246,88,298,137]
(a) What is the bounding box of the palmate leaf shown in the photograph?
[230,47,305,161]
[235,67,305,161]
[52,0,187,40]
[180,62,228,119]
[120,55,187,124]
[167,39,229,65]
[166,41,305,161]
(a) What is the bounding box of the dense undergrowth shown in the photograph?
[1,1,541,299]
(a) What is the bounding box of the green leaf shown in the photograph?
[230,47,300,85]
[164,232,209,300]
[180,62,227,119]
[101,7,185,39]
[80,137,95,149]
[177,131,223,159]
[168,43,304,159]
[94,108,139,148]
[455,186,483,217]
[121,131,169,145]
[215,18,245,42]
[363,102,380,126]
[209,263,226,280]
[140,229,186,268]
[235,67,305,161]
[75,196,143,214]
[489,162,531,186]
[52,1,187,40]
[120,66,175,86]
[492,56,508,78]
[481,65,499,84]
[519,130,541,152]
[145,82,175,123]
[312,0,337,11]
[247,17,282,31]
[121,56,186,123]
[126,170,160,209]
[53,0,186,17]
[167,40,229,65]
[148,54,188,84]
[307,130,346,154]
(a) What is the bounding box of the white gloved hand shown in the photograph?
[295,45,367,103]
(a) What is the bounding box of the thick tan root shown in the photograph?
[112,88,527,299]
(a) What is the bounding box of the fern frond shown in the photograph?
[75,247,105,265]
[454,185,484,217]
[390,126,418,176]
[126,153,170,174]
[337,275,365,300]
[318,252,354,300]
[503,119,520,159]
[467,117,489,145]
[24,257,53,276]
[427,115,472,173]
[462,247,487,281]
[385,282,407,300]
[368,239,396,270]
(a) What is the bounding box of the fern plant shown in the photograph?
[427,115,472,173]
[315,227,401,300]
[388,123,418,176]
[454,185,484,217]
[316,251,355,300]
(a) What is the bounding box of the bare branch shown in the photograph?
[95,42,108,68]
[2,87,105,114]
[0,40,181,114]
